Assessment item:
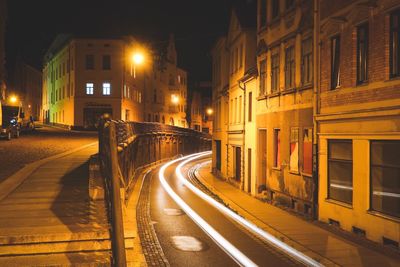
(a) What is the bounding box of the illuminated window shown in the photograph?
[103,82,111,95]
[370,141,400,218]
[86,83,94,95]
[328,140,353,204]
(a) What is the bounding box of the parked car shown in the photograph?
[0,103,21,140]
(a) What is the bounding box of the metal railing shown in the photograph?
[98,119,211,266]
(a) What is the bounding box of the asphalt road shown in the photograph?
[0,125,97,183]
[147,156,302,267]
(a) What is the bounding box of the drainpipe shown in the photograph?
[239,80,246,191]
[312,0,320,220]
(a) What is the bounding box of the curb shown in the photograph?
[193,162,339,267]
[0,142,98,202]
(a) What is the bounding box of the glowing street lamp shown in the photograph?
[171,94,180,105]
[9,95,18,104]
[206,108,213,115]
[131,52,144,78]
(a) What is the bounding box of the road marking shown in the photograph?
[176,152,323,267]
[159,152,257,267]
[163,208,185,216]
[171,236,207,252]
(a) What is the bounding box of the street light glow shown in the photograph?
[9,95,18,104]
[206,108,213,115]
[171,94,179,104]
[132,53,144,65]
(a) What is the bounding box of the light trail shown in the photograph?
[176,151,323,267]
[158,152,258,267]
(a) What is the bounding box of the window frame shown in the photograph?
[85,54,94,70]
[331,35,341,89]
[271,52,280,93]
[102,55,111,70]
[285,46,295,90]
[327,139,353,205]
[102,82,111,96]
[356,23,369,84]
[86,82,94,95]
[390,10,400,78]
[289,127,299,173]
[273,128,281,169]
[259,59,267,96]
[301,38,313,86]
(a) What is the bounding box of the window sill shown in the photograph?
[271,167,281,171]
[386,75,400,82]
[257,95,267,101]
[281,88,296,95]
[289,170,300,175]
[356,81,369,87]
[298,84,313,91]
[325,198,353,209]
[301,172,313,178]
[367,210,400,223]
[267,92,280,98]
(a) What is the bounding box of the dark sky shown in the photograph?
[5,0,237,84]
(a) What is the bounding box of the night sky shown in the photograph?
[5,0,238,85]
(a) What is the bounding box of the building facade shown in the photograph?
[42,35,187,129]
[144,35,188,127]
[255,0,316,217]
[211,2,257,191]
[12,61,42,120]
[317,0,400,246]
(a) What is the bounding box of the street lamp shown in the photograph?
[171,94,179,105]
[9,95,18,104]
[206,108,213,115]
[131,52,144,78]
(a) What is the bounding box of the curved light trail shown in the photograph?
[175,151,323,267]
[158,152,258,267]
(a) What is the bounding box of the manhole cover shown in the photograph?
[163,208,185,216]
[171,236,208,252]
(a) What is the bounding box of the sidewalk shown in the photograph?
[0,143,112,266]
[196,161,400,267]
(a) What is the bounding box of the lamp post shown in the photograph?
[206,108,213,116]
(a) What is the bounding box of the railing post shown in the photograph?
[109,121,127,267]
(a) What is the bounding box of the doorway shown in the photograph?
[235,146,242,182]
[258,129,267,193]
[247,148,252,193]
[215,140,221,171]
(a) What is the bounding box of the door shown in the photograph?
[258,129,267,193]
[215,140,221,171]
[235,147,241,182]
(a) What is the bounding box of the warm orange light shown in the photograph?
[132,53,144,65]
[28,104,31,108]
[9,95,18,104]
[171,94,179,104]
[206,108,213,115]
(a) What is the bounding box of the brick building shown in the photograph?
[317,0,400,246]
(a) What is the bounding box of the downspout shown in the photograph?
[312,0,320,220]
[239,80,246,191]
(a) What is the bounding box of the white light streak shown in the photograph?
[158,153,257,267]
[176,151,323,267]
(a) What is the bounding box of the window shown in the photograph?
[289,128,299,172]
[357,24,368,84]
[273,129,281,168]
[103,55,111,70]
[271,53,280,93]
[248,92,252,122]
[239,96,242,123]
[103,82,111,95]
[286,0,295,10]
[260,0,267,28]
[390,10,400,77]
[230,99,233,124]
[301,38,313,85]
[328,140,353,204]
[234,97,237,123]
[86,83,94,95]
[86,54,94,70]
[331,36,341,89]
[370,141,400,218]
[272,0,280,19]
[285,46,295,89]
[303,128,313,175]
[259,60,267,95]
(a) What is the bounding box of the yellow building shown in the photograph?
[255,0,316,217]
[42,34,187,129]
[144,35,187,127]
[317,0,400,246]
[212,2,257,191]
